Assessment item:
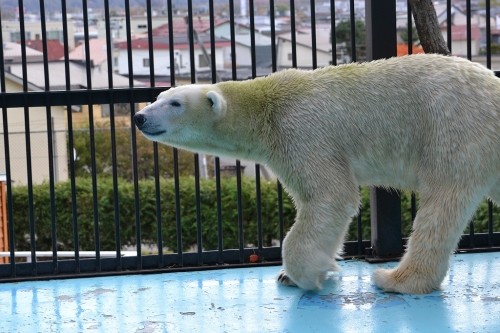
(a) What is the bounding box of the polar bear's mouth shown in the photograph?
[141,129,167,136]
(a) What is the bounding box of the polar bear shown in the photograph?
[134,54,499,294]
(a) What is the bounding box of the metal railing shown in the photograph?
[0,0,498,282]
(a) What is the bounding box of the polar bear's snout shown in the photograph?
[133,113,147,130]
[133,112,166,136]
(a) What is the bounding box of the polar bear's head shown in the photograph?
[134,84,228,153]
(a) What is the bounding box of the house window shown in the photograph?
[287,53,293,61]
[198,54,211,68]
[10,31,31,42]
[47,30,62,41]
[137,24,147,29]
[143,58,150,67]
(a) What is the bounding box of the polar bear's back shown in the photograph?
[259,54,499,188]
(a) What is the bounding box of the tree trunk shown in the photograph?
[409,0,451,55]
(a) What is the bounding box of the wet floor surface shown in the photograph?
[1,252,499,333]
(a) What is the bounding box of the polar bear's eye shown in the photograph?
[170,101,181,107]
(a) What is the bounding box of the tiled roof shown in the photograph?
[2,41,43,59]
[150,17,228,36]
[6,61,143,90]
[24,39,65,61]
[66,38,108,66]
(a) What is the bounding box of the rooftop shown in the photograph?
[5,61,143,90]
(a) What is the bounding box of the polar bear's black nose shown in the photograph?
[134,114,147,129]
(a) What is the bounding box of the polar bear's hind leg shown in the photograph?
[373,187,488,294]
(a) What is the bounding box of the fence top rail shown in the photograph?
[0,251,136,258]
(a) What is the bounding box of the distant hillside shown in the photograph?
[1,0,230,14]
[2,0,164,13]
[1,0,295,15]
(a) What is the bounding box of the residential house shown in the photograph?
[67,38,110,71]
[1,43,143,184]
[3,42,44,63]
[1,70,69,185]
[1,18,76,50]
[434,3,495,56]
[113,21,230,81]
[24,39,65,61]
[276,29,334,68]
[213,21,273,70]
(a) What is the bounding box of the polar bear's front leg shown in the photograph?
[277,197,357,290]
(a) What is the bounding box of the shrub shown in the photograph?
[10,178,497,252]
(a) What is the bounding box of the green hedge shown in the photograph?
[10,177,498,252]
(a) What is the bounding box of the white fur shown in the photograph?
[135,54,500,294]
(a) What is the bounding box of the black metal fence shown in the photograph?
[0,0,498,282]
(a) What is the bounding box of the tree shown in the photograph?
[408,0,450,55]
[333,20,367,61]
[71,120,205,181]
[400,25,420,45]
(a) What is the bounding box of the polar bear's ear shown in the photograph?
[206,91,227,116]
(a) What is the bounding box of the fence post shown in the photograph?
[365,0,403,259]
[0,175,7,264]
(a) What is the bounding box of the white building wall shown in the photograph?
[118,47,226,76]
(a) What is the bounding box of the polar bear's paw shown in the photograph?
[276,268,326,290]
[276,269,298,287]
[373,268,440,294]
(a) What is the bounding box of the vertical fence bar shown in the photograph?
[465,0,474,247]
[411,193,417,221]
[270,0,284,253]
[104,0,122,270]
[215,157,223,262]
[187,1,196,83]
[209,0,224,263]
[38,0,58,273]
[485,0,491,69]
[349,0,356,62]
[124,0,142,269]
[82,0,101,272]
[446,0,452,53]
[249,0,257,78]
[249,0,263,256]
[289,0,297,67]
[357,213,363,255]
[310,0,317,69]
[466,0,471,60]
[0,11,16,276]
[17,0,37,273]
[145,0,164,268]
[166,0,183,267]
[488,201,494,247]
[365,0,403,259]
[229,0,237,80]
[61,0,80,272]
[270,0,277,73]
[277,182,284,248]
[407,0,413,54]
[236,160,244,262]
[194,153,203,264]
[167,0,176,85]
[186,0,203,264]
[103,0,119,268]
[173,148,183,265]
[228,0,244,262]
[255,165,263,254]
[330,0,337,66]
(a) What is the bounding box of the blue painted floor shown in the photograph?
[1,252,499,333]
